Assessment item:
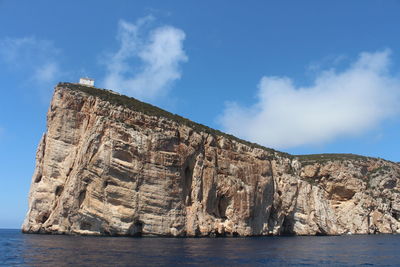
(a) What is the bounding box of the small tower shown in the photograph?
[79,77,95,87]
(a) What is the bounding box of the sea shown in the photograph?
[1,229,400,266]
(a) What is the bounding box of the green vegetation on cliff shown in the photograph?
[58,82,285,155]
[58,82,372,163]
[296,153,371,165]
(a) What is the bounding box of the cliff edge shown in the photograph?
[22,83,400,236]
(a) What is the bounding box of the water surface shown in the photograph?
[1,229,400,266]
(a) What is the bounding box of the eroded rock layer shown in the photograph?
[22,83,400,236]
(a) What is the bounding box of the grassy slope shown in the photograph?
[59,82,373,163]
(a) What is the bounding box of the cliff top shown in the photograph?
[57,82,374,163]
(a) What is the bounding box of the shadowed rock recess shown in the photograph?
[22,83,400,236]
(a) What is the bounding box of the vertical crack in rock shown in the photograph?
[78,190,86,208]
[183,164,194,206]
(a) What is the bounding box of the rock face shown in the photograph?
[22,83,400,236]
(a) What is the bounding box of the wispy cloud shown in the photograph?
[102,17,188,101]
[33,62,60,84]
[0,36,61,85]
[307,54,347,73]
[219,50,400,149]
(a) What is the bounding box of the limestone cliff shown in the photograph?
[22,83,400,236]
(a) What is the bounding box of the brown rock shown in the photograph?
[22,83,400,236]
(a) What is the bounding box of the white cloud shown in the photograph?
[307,54,347,73]
[33,62,60,84]
[219,50,400,149]
[0,37,60,84]
[103,17,188,100]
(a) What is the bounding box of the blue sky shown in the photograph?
[1,0,400,228]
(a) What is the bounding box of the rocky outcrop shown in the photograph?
[22,83,400,236]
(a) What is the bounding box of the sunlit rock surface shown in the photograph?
[22,83,400,236]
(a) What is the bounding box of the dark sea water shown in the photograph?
[1,229,400,266]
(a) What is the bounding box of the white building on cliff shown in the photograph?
[79,77,95,87]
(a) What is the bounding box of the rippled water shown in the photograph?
[1,229,400,266]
